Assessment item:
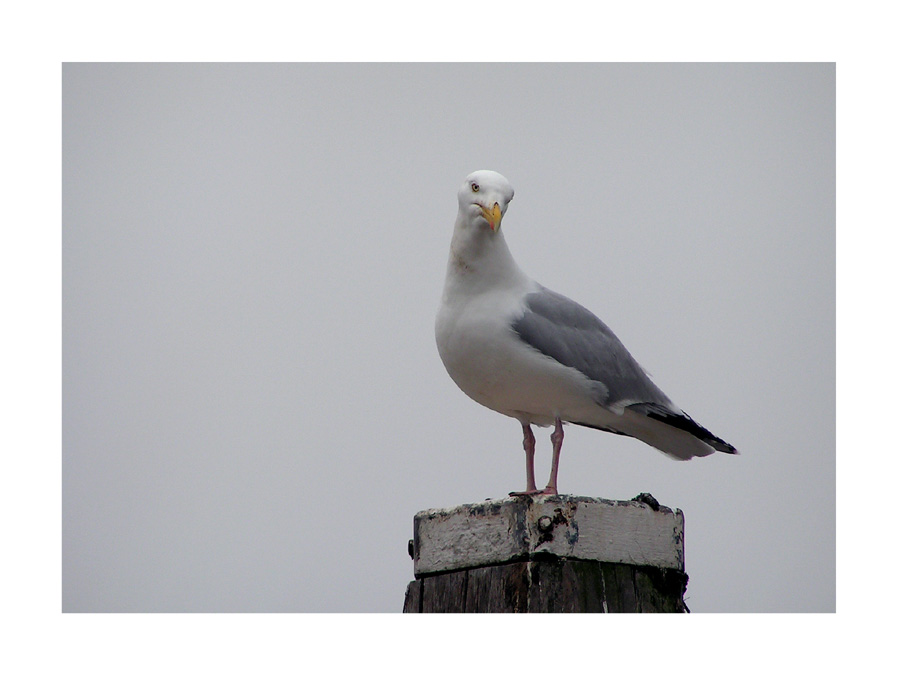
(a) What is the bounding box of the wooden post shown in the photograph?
[402,493,689,613]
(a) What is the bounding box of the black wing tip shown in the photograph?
[710,439,739,455]
[628,402,738,456]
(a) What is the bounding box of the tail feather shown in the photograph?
[626,402,738,456]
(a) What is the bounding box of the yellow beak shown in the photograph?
[479,202,503,231]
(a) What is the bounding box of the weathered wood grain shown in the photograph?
[404,494,689,613]
[403,559,688,613]
[421,569,468,613]
[402,579,421,613]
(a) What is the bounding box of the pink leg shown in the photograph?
[509,423,538,495]
[543,418,564,495]
[522,423,537,492]
[510,420,564,497]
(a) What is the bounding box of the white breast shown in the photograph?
[435,288,600,427]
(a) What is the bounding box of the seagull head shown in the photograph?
[457,170,515,232]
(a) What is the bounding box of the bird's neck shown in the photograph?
[443,215,531,297]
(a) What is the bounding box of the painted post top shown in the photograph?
[411,493,684,577]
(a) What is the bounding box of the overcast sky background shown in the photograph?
[62,63,834,612]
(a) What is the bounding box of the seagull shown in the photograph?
[435,170,737,496]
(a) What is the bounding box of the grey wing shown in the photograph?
[511,286,738,458]
[511,286,673,410]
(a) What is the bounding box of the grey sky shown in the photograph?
[62,63,834,612]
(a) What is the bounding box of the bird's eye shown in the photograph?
[471,183,479,192]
